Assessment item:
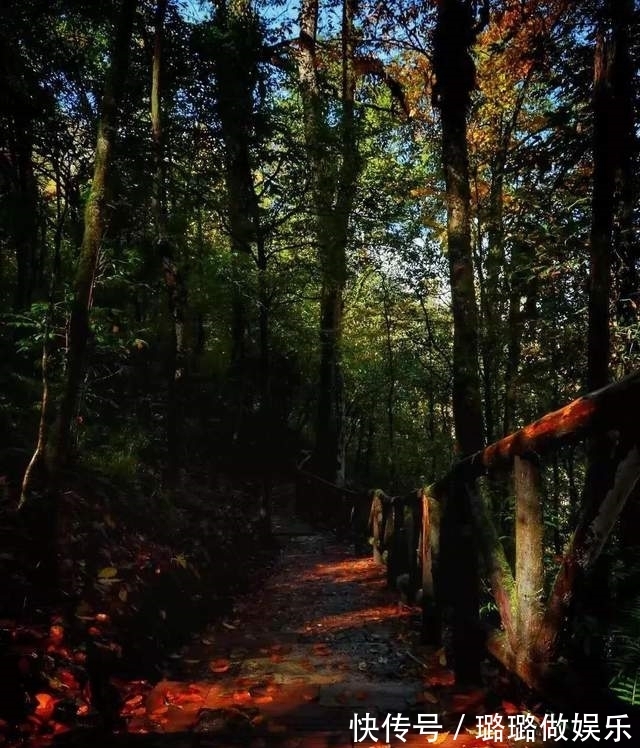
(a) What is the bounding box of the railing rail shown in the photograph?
[383,370,640,696]
[295,370,640,701]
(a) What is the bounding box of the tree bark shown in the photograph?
[432,0,486,684]
[297,0,360,486]
[612,0,638,372]
[433,0,484,457]
[213,0,262,439]
[212,1,272,528]
[151,0,188,488]
[47,0,138,471]
[587,27,616,391]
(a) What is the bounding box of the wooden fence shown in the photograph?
[386,371,640,695]
[297,370,640,701]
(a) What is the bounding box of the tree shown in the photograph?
[47,0,138,471]
[432,0,485,458]
[150,0,189,487]
[296,0,361,485]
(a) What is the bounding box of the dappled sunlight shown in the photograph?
[298,604,412,634]
[296,557,381,584]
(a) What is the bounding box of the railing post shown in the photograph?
[514,454,544,672]
[369,490,385,565]
[420,487,441,645]
[407,493,421,600]
[386,497,406,589]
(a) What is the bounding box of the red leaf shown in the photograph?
[209,658,231,674]
[34,693,56,722]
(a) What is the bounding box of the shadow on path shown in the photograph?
[70,491,475,747]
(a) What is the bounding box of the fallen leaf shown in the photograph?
[149,705,169,718]
[124,694,144,710]
[210,659,231,674]
[232,691,252,705]
[253,694,273,705]
[49,625,64,644]
[58,669,78,689]
[425,666,455,687]
[98,567,118,579]
[34,693,56,722]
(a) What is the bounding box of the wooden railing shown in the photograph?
[375,370,640,696]
[296,370,640,700]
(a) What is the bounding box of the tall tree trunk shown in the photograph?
[151,0,188,488]
[614,0,640,549]
[213,0,272,528]
[47,0,138,471]
[381,278,395,484]
[587,26,617,391]
[297,0,359,486]
[213,0,262,442]
[433,0,484,457]
[612,0,638,370]
[432,0,486,684]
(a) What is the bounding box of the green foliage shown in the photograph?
[605,555,640,706]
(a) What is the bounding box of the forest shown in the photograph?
[0,0,639,744]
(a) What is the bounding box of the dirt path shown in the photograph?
[113,496,488,747]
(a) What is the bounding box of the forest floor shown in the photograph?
[92,487,530,748]
[1,483,542,748]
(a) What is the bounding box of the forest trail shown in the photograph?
[111,486,485,747]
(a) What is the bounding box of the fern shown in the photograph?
[604,555,640,706]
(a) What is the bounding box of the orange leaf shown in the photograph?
[270,653,284,663]
[34,693,56,722]
[209,658,231,674]
[502,700,519,715]
[149,705,169,717]
[425,666,455,687]
[232,690,252,705]
[253,694,273,704]
[49,625,64,645]
[59,669,78,689]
